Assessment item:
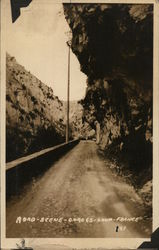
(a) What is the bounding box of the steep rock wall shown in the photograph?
[6,53,65,162]
[62,100,95,139]
[63,4,153,174]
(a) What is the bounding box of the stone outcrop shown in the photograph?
[62,100,95,140]
[6,53,90,162]
[6,53,66,162]
[63,4,153,175]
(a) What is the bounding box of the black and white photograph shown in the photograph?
[1,0,159,248]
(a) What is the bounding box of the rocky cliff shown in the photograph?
[6,53,66,162]
[63,4,153,185]
[62,100,95,139]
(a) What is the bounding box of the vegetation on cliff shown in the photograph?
[6,53,90,162]
[6,53,66,162]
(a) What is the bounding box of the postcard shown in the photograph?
[1,0,159,249]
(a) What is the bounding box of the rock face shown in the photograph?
[63,4,153,175]
[62,100,95,140]
[6,53,66,162]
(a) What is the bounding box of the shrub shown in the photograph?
[6,94,12,102]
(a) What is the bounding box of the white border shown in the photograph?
[1,0,159,248]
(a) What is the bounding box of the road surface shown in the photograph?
[6,141,151,238]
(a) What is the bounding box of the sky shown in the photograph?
[5,0,87,101]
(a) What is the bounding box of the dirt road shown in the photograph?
[6,141,151,238]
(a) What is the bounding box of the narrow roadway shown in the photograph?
[6,141,151,238]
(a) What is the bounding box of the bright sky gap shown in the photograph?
[6,0,87,101]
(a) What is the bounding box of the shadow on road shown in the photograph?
[6,141,79,200]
